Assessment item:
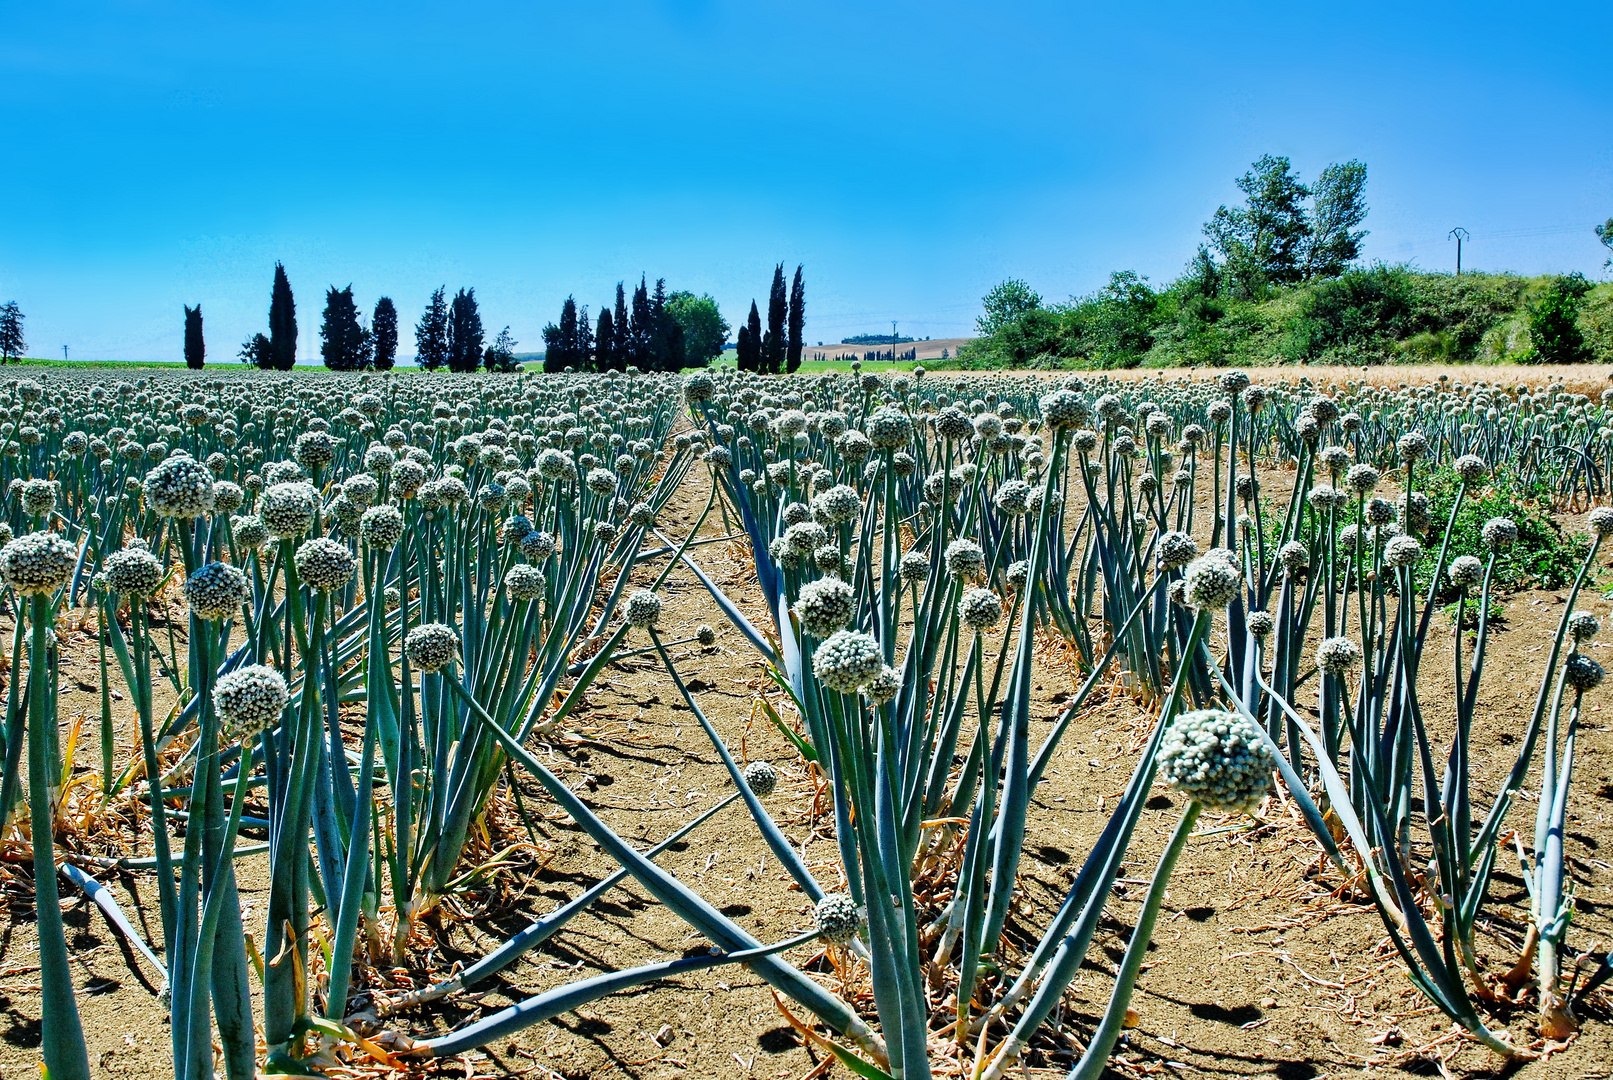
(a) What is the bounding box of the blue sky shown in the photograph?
[1,0,1609,362]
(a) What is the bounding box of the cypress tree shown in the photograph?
[629,276,652,370]
[238,333,271,367]
[543,295,578,372]
[738,300,763,372]
[612,282,630,371]
[576,303,594,370]
[415,286,449,370]
[183,304,205,369]
[786,264,805,374]
[595,307,615,372]
[320,285,367,370]
[764,263,787,374]
[268,261,297,370]
[446,288,485,373]
[372,297,399,370]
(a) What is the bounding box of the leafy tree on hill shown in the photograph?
[183,304,205,369]
[763,263,787,374]
[787,265,805,373]
[320,285,371,370]
[372,297,399,370]
[238,332,272,367]
[1527,273,1592,364]
[667,291,729,367]
[416,286,449,370]
[977,279,1042,336]
[269,261,298,370]
[1205,155,1368,295]
[446,287,484,373]
[1598,217,1613,269]
[1303,161,1370,280]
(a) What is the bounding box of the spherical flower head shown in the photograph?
[1005,559,1030,589]
[696,624,717,647]
[1317,636,1361,677]
[585,468,617,497]
[343,473,379,509]
[1246,610,1274,641]
[105,545,165,597]
[1448,555,1484,589]
[1365,497,1396,527]
[260,481,319,539]
[1072,429,1099,454]
[812,485,861,527]
[359,504,405,550]
[863,664,900,705]
[1399,491,1431,533]
[535,448,571,481]
[1590,507,1613,539]
[742,760,778,798]
[293,430,338,472]
[813,630,883,694]
[1219,370,1251,396]
[1157,530,1198,570]
[405,622,460,672]
[476,482,508,513]
[1206,400,1232,425]
[1482,516,1518,550]
[184,561,251,620]
[391,458,427,498]
[836,429,873,462]
[232,514,269,551]
[1564,652,1605,692]
[959,587,1003,633]
[214,664,288,743]
[212,481,244,515]
[294,538,356,592]
[505,562,546,601]
[363,443,396,476]
[1383,534,1423,568]
[994,480,1031,517]
[1183,550,1242,610]
[1567,610,1600,644]
[1396,431,1429,464]
[866,406,913,450]
[933,407,974,442]
[785,521,830,556]
[814,894,864,944]
[1038,389,1087,431]
[683,372,716,405]
[898,549,930,586]
[500,514,533,547]
[1308,395,1338,424]
[1,530,77,595]
[945,539,986,581]
[383,586,401,611]
[1344,464,1379,495]
[624,589,662,630]
[144,453,216,519]
[20,478,57,517]
[521,529,557,563]
[1277,540,1309,574]
[629,502,656,528]
[704,445,732,468]
[1158,708,1274,815]
[1455,455,1490,485]
[796,577,854,638]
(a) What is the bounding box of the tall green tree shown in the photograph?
[786,265,805,373]
[612,282,630,370]
[666,291,729,367]
[237,332,272,367]
[1204,155,1311,291]
[594,306,615,371]
[1302,161,1370,280]
[268,261,298,370]
[648,279,685,371]
[763,263,787,373]
[1598,217,1613,270]
[0,301,22,363]
[977,279,1042,335]
[415,286,450,370]
[320,285,370,370]
[628,276,652,369]
[542,295,580,372]
[183,304,205,369]
[738,300,763,372]
[372,296,399,370]
[447,288,485,373]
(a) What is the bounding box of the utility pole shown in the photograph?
[1448,227,1470,275]
[62,345,69,362]
[890,321,897,364]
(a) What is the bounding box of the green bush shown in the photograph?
[1419,469,1587,592]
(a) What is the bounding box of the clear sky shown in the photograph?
[1,1,1609,363]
